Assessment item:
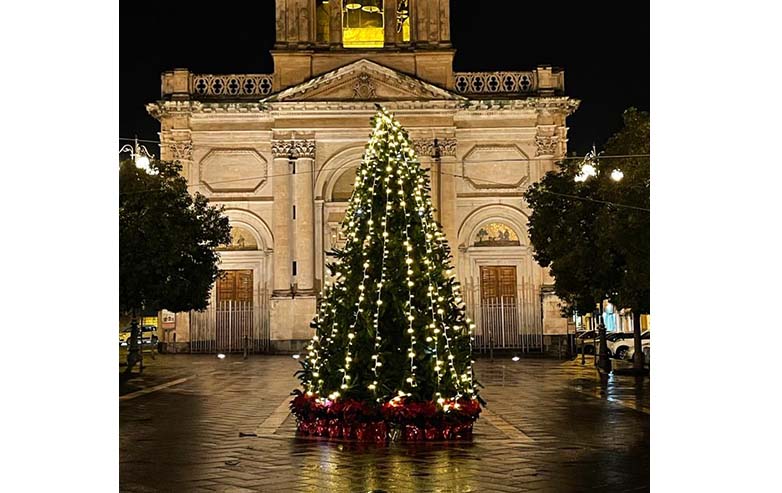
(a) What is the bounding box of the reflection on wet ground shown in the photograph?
[120,355,649,492]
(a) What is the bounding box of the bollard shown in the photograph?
[243,335,249,360]
[581,337,586,365]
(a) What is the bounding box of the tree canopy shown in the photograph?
[524,108,650,317]
[119,159,231,316]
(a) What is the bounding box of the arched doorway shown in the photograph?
[189,212,273,353]
[457,207,544,352]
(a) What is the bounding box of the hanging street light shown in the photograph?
[574,145,601,182]
[362,0,381,13]
[119,136,156,174]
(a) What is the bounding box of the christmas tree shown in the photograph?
[291,107,482,442]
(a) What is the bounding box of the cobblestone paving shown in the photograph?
[120,355,649,492]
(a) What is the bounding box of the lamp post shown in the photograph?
[119,137,156,375]
[575,147,618,374]
[119,136,155,174]
[596,303,611,373]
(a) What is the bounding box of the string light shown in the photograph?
[300,108,478,407]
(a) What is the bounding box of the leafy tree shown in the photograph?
[525,108,650,370]
[119,159,231,373]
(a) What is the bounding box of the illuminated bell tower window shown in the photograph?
[397,0,410,42]
[343,0,384,48]
[316,0,330,43]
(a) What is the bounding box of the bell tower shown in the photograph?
[272,0,455,91]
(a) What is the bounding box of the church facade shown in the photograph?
[147,0,580,354]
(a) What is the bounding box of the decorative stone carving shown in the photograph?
[411,138,457,157]
[454,72,536,95]
[167,141,193,162]
[146,98,580,119]
[263,59,465,102]
[353,72,376,100]
[191,74,273,97]
[535,135,560,157]
[271,139,316,159]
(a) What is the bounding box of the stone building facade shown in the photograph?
[148,0,580,354]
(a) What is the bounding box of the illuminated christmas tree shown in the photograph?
[291,107,481,442]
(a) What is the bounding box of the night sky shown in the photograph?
[120,1,648,155]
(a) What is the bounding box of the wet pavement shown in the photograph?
[120,355,649,492]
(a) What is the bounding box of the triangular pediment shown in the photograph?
[263,59,465,102]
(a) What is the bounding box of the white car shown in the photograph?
[605,332,634,358]
[609,330,650,360]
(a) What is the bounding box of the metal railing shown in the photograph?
[468,290,543,353]
[189,295,270,353]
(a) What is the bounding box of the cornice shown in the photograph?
[146,97,580,119]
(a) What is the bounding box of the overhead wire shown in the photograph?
[120,163,648,213]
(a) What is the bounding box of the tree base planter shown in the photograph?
[291,391,481,443]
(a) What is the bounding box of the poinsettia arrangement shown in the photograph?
[291,390,481,442]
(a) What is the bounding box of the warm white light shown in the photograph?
[611,169,624,181]
[217,353,226,359]
[512,356,520,362]
[292,354,300,360]
[134,154,151,170]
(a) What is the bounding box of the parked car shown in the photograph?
[119,326,158,347]
[576,330,597,354]
[610,331,650,360]
[119,329,131,347]
[606,332,635,357]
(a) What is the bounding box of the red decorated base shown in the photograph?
[290,391,481,443]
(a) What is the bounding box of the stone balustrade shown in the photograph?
[160,65,563,100]
[453,71,536,95]
[191,74,274,97]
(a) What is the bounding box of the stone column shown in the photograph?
[438,0,450,45]
[271,141,293,296]
[292,140,316,294]
[329,0,342,47]
[438,151,458,249]
[384,0,398,46]
[314,199,325,292]
[415,0,428,45]
[268,138,317,353]
[413,137,456,235]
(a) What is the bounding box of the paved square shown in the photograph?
[120,355,649,492]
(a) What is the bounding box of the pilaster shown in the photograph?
[271,141,293,295]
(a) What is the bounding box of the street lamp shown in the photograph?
[119,136,157,375]
[119,136,155,174]
[574,145,624,183]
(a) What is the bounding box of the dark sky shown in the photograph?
[120,1,648,155]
